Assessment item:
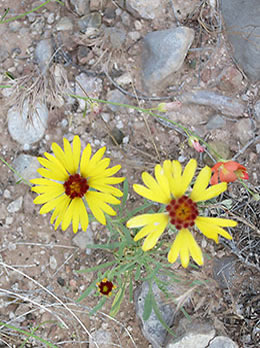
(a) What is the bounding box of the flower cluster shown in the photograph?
[31,136,124,233]
[127,159,237,268]
[31,136,241,269]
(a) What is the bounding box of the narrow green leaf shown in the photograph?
[76,281,97,302]
[0,321,58,347]
[134,265,141,281]
[143,290,153,321]
[128,275,133,302]
[89,297,107,316]
[109,286,126,317]
[76,260,116,273]
[151,294,176,338]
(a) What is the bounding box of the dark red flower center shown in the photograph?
[64,174,89,199]
[97,279,115,296]
[166,195,199,230]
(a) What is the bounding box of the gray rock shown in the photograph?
[35,39,53,74]
[72,227,93,254]
[75,73,103,111]
[134,281,175,348]
[70,0,90,16]
[141,27,194,92]
[12,154,41,182]
[105,27,127,49]
[125,0,162,19]
[110,127,125,145]
[234,118,254,146]
[256,143,260,154]
[56,17,73,31]
[78,12,101,33]
[179,90,246,117]
[221,0,260,81]
[89,328,112,348]
[7,196,23,213]
[165,318,215,348]
[206,114,226,130]
[212,256,237,289]
[106,89,129,112]
[216,67,243,92]
[209,336,238,348]
[254,100,260,123]
[8,99,48,145]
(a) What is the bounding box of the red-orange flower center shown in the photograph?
[166,195,199,230]
[64,174,89,199]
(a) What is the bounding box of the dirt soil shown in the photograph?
[0,1,259,347]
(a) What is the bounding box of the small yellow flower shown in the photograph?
[96,278,116,296]
[31,136,125,233]
[127,159,237,268]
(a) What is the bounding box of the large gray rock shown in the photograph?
[165,318,215,348]
[209,336,238,348]
[134,280,175,347]
[141,27,194,93]
[221,0,260,82]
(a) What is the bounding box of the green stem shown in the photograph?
[69,94,221,161]
[0,155,32,187]
[0,0,63,24]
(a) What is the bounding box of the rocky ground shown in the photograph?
[0,0,259,347]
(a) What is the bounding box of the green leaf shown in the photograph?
[134,265,141,281]
[109,285,126,317]
[151,294,176,338]
[0,321,58,347]
[129,275,133,302]
[85,242,121,250]
[89,297,107,316]
[143,290,153,321]
[76,281,97,302]
[76,260,116,273]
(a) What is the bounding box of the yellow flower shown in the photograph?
[31,136,124,233]
[127,159,237,268]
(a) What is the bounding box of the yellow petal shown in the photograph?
[196,216,237,227]
[192,182,227,202]
[141,216,168,250]
[179,159,197,196]
[61,199,78,231]
[133,184,170,204]
[80,144,91,177]
[86,191,119,225]
[72,198,81,233]
[39,194,67,214]
[52,140,74,174]
[72,135,81,173]
[127,213,167,228]
[195,216,233,243]
[37,168,67,182]
[154,164,171,198]
[190,166,211,201]
[63,138,75,173]
[79,199,89,231]
[32,182,64,194]
[33,185,65,204]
